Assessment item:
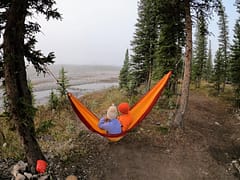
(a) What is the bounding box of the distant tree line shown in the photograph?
[193,0,240,108]
[120,0,185,97]
[119,0,240,111]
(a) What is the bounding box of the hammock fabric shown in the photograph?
[67,71,172,142]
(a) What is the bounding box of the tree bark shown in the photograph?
[3,0,46,171]
[173,0,192,128]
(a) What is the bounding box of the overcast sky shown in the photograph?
[36,0,138,66]
[208,0,237,57]
[36,0,237,66]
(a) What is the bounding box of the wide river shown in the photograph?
[0,64,120,110]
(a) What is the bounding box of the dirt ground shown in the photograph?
[1,90,240,180]
[52,90,240,180]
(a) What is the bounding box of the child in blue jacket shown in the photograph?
[98,104,121,134]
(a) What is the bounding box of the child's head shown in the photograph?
[107,104,118,119]
[118,102,130,114]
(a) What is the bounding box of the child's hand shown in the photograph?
[104,117,110,122]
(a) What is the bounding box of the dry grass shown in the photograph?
[0,86,178,159]
[0,87,132,159]
[191,81,235,107]
[80,87,137,117]
[0,83,235,160]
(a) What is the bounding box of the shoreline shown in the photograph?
[0,64,120,110]
[34,81,118,105]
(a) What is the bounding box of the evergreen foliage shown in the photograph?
[217,1,229,92]
[57,67,70,100]
[130,0,159,91]
[0,0,62,76]
[229,0,240,108]
[192,10,208,88]
[119,49,130,91]
[213,49,224,94]
[129,0,185,95]
[154,0,185,80]
[205,40,213,82]
[0,0,61,169]
[27,80,35,105]
[173,0,219,128]
[48,90,59,110]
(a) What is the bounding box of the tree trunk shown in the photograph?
[147,64,152,91]
[173,0,192,128]
[3,0,46,172]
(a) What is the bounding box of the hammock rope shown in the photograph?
[44,65,66,90]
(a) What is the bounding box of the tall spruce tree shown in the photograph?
[173,0,192,127]
[173,0,219,127]
[217,0,229,92]
[213,49,224,94]
[130,0,185,95]
[119,49,130,91]
[130,0,159,91]
[205,40,213,82]
[192,10,208,88]
[57,67,70,99]
[230,0,240,108]
[1,0,61,170]
[154,0,185,94]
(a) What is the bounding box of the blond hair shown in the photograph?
[106,104,117,119]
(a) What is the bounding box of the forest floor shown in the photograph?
[50,89,240,179]
[1,89,240,180]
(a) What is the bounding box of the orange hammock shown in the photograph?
[67,71,172,141]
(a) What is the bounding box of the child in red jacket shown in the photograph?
[118,102,132,132]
